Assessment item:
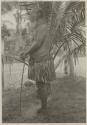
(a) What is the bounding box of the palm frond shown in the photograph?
[50,2,71,39]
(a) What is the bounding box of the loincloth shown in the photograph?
[28,58,56,83]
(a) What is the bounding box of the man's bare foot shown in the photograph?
[37,107,48,114]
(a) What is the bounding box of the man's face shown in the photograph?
[29,9,37,29]
[29,9,37,23]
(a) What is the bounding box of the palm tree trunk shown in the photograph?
[64,59,68,74]
[68,54,74,76]
[68,40,74,76]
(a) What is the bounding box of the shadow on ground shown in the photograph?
[2,76,86,123]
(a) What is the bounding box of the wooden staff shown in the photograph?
[3,55,27,114]
[20,62,25,114]
[4,55,29,66]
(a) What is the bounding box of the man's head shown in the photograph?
[29,8,47,23]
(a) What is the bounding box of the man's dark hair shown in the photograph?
[36,8,50,22]
[37,9,44,19]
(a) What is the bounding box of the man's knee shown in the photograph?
[36,82,51,99]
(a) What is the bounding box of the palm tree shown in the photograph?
[49,1,85,76]
[19,1,85,76]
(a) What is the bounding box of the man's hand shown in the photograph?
[20,52,27,61]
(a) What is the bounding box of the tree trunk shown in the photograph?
[2,40,4,89]
[2,56,4,89]
[68,55,74,76]
[68,39,74,76]
[64,59,68,74]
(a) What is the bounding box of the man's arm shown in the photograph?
[20,40,41,60]
[25,40,42,56]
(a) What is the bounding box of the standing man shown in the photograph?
[21,8,56,114]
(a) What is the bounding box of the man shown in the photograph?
[20,8,56,114]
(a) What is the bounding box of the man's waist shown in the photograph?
[30,54,52,63]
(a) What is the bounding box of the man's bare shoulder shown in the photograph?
[37,23,48,32]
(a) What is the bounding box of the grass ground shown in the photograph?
[2,76,86,123]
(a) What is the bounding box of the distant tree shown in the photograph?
[1,24,10,89]
[1,24,10,39]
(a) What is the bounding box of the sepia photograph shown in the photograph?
[1,0,86,123]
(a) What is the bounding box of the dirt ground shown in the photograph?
[2,76,86,123]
